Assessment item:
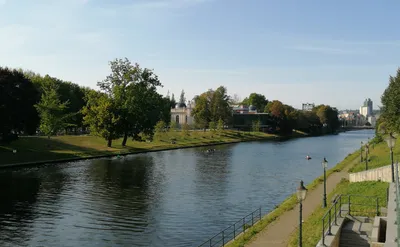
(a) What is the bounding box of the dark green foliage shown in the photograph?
[0,67,40,142]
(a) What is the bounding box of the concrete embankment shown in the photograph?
[349,164,394,183]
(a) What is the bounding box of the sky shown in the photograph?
[1,0,400,110]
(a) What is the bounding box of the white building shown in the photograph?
[359,106,371,118]
[170,101,195,126]
[359,98,373,118]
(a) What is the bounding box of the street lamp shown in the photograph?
[296,180,307,247]
[386,133,396,182]
[360,141,364,163]
[322,158,328,208]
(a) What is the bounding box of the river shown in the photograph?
[0,130,374,247]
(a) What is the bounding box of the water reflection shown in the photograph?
[0,165,70,247]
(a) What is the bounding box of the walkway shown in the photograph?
[245,158,358,247]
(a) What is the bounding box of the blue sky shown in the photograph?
[1,0,399,110]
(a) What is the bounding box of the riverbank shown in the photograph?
[0,130,307,168]
[227,136,392,247]
[225,150,361,247]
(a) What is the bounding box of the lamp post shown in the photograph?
[360,141,364,163]
[297,180,307,247]
[322,158,328,208]
[386,133,396,182]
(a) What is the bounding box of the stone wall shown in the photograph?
[349,165,394,183]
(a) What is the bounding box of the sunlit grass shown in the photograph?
[0,130,284,165]
[349,138,400,172]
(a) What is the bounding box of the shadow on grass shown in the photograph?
[0,137,150,166]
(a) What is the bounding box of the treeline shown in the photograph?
[190,91,340,135]
[378,68,400,136]
[0,58,173,146]
[0,57,341,146]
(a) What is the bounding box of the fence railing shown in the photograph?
[320,194,383,246]
[197,207,261,247]
[394,162,400,247]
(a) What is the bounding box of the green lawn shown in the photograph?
[0,130,284,166]
[224,150,361,247]
[349,137,400,173]
[287,180,389,247]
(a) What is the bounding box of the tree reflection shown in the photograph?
[193,146,233,201]
[0,170,40,245]
[0,165,70,246]
[85,155,160,240]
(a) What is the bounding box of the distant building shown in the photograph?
[170,100,195,125]
[359,98,373,117]
[232,105,276,132]
[302,103,315,111]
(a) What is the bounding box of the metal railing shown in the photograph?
[321,194,383,246]
[197,207,261,247]
[394,162,400,247]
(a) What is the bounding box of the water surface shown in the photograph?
[0,130,374,247]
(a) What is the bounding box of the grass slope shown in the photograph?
[0,130,285,166]
[349,137,400,173]
[224,151,361,247]
[287,180,389,247]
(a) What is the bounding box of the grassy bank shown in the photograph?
[224,150,361,247]
[349,137,400,173]
[287,180,389,247]
[0,130,290,166]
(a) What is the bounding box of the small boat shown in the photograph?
[306,155,312,160]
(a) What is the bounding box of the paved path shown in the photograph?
[245,158,358,247]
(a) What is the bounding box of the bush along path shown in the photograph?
[233,153,361,247]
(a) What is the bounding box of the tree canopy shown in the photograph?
[191,86,231,129]
[242,93,268,112]
[0,67,40,142]
[380,68,400,133]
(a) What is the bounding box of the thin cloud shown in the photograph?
[128,0,213,10]
[286,45,369,55]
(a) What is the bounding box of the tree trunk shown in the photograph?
[107,138,112,147]
[122,133,128,146]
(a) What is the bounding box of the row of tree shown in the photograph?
[190,91,340,135]
[0,59,174,146]
[0,57,341,146]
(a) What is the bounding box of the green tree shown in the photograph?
[252,120,260,132]
[243,93,268,112]
[182,123,190,136]
[210,86,231,123]
[313,105,340,133]
[209,121,216,134]
[0,67,40,142]
[179,89,186,106]
[34,81,72,138]
[25,73,87,133]
[381,68,400,133]
[217,118,224,132]
[169,121,179,132]
[154,120,166,140]
[98,58,164,146]
[82,91,120,147]
[170,93,176,108]
[192,93,211,130]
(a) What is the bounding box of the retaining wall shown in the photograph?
[349,165,394,183]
